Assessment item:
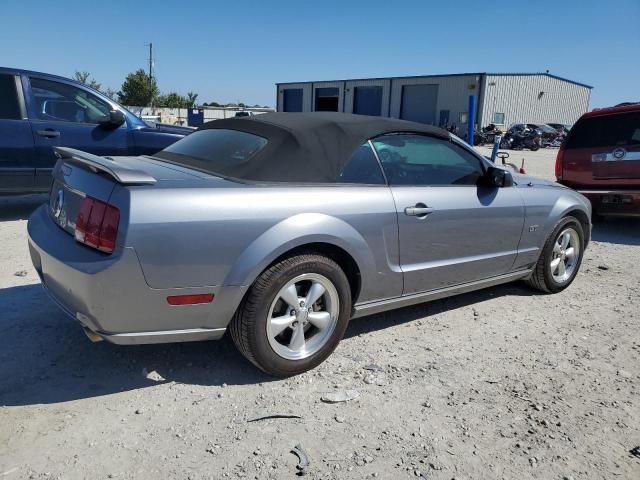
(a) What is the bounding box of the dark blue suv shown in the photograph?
[0,67,193,193]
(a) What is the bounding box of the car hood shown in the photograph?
[511,172,563,188]
[140,122,195,136]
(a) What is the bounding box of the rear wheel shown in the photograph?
[229,253,351,376]
[526,217,585,293]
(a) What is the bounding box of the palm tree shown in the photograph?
[186,92,198,108]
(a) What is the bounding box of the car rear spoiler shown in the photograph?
[54,147,157,185]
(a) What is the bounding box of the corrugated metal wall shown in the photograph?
[479,75,591,127]
[277,74,591,129]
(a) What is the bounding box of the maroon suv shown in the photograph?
[556,104,640,217]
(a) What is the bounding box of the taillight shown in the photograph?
[75,196,120,254]
[555,146,564,180]
[166,293,215,306]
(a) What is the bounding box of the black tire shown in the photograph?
[229,253,352,376]
[526,216,585,293]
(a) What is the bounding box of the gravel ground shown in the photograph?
[1,150,639,480]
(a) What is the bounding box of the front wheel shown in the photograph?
[526,217,585,293]
[229,253,352,376]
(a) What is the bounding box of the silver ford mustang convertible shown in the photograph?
[28,112,591,376]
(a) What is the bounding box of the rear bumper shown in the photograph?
[27,205,247,344]
[577,189,640,216]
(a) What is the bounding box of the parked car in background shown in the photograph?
[27,112,591,376]
[0,67,192,193]
[556,104,640,217]
[547,123,571,135]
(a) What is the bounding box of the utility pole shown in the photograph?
[146,42,154,109]
[148,42,153,84]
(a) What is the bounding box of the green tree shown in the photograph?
[156,92,188,108]
[74,70,102,91]
[186,91,198,107]
[117,69,158,106]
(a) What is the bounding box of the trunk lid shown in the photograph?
[48,147,217,238]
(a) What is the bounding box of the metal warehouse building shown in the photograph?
[276,73,592,129]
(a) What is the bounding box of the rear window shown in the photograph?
[565,112,640,149]
[155,129,268,174]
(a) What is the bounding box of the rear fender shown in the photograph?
[223,213,375,289]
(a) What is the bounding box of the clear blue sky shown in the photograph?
[1,0,638,108]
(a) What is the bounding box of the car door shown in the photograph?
[0,72,35,192]
[25,75,132,190]
[371,133,525,295]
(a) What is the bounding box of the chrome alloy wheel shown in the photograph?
[550,228,580,283]
[266,273,339,360]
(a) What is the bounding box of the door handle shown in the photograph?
[37,129,60,138]
[404,204,434,217]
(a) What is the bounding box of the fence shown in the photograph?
[124,106,273,126]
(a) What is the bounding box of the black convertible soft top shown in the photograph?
[195,112,451,183]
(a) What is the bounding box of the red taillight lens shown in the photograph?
[166,293,215,306]
[75,196,120,254]
[555,147,564,180]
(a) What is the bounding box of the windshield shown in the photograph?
[154,129,268,175]
[536,124,557,133]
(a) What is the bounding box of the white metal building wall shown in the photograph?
[277,76,479,121]
[277,74,591,129]
[479,75,591,127]
[343,79,391,116]
[389,74,480,128]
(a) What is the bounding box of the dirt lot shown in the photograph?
[1,150,639,480]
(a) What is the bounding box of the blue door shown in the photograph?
[26,76,131,190]
[353,86,383,116]
[0,73,35,192]
[283,89,303,112]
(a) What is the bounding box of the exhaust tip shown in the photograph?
[82,327,104,343]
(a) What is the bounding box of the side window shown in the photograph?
[337,143,385,185]
[29,77,111,124]
[371,134,484,186]
[493,112,505,125]
[0,74,22,120]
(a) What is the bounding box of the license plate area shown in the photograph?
[601,194,633,205]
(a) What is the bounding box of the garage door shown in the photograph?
[400,84,438,125]
[315,88,340,112]
[353,86,383,116]
[283,89,303,112]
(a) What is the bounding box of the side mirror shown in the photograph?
[483,166,513,188]
[99,110,126,129]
